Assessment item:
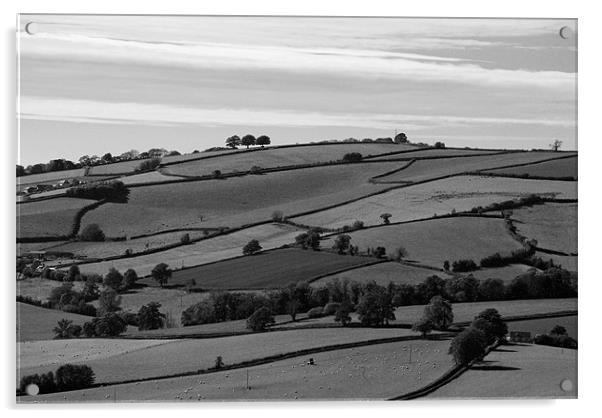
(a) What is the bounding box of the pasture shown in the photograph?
[17,278,85,302]
[69,223,303,277]
[18,327,422,385]
[311,262,452,287]
[464,264,538,283]
[322,217,523,270]
[484,156,577,179]
[163,143,419,177]
[17,303,91,342]
[507,315,577,339]
[141,248,378,290]
[87,159,150,175]
[17,197,97,238]
[79,162,402,236]
[292,175,577,229]
[17,168,86,187]
[25,338,453,402]
[427,343,577,398]
[512,203,577,254]
[118,171,187,185]
[375,152,573,183]
[367,148,507,160]
[534,252,577,272]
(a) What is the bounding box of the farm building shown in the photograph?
[509,331,532,343]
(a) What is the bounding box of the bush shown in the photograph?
[373,246,387,258]
[67,180,129,203]
[534,333,577,349]
[246,307,275,331]
[412,317,434,337]
[53,319,82,339]
[19,371,57,395]
[434,141,446,149]
[332,234,351,254]
[151,263,172,287]
[55,364,95,391]
[271,210,284,222]
[334,301,352,326]
[470,308,508,344]
[83,313,127,337]
[78,224,105,242]
[390,246,408,261]
[380,213,392,225]
[135,158,161,172]
[66,265,81,282]
[137,302,166,331]
[122,268,138,290]
[323,302,341,316]
[342,152,363,163]
[423,296,453,330]
[213,169,222,179]
[449,327,488,365]
[242,239,262,255]
[97,288,122,316]
[103,267,123,290]
[181,300,216,326]
[452,259,478,272]
[180,233,191,244]
[356,283,395,326]
[307,306,324,318]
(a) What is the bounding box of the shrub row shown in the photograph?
[19,364,95,395]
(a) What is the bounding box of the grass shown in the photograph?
[512,203,577,254]
[163,143,419,177]
[17,168,86,187]
[17,197,97,238]
[64,223,303,277]
[323,217,524,270]
[18,327,422,386]
[17,278,85,302]
[140,247,378,290]
[311,262,452,287]
[376,152,573,183]
[507,315,577,339]
[534,252,577,272]
[24,338,453,401]
[87,159,150,175]
[293,175,578,229]
[80,162,402,236]
[16,302,91,342]
[484,156,577,179]
[119,171,187,185]
[427,343,577,398]
[367,148,507,160]
[463,264,539,283]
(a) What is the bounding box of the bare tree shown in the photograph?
[550,140,563,152]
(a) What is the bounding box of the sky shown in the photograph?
[17,15,577,165]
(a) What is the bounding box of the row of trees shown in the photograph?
[225,134,271,149]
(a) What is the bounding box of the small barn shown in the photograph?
[509,331,532,343]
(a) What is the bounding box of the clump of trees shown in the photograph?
[226,134,271,149]
[342,152,363,163]
[135,157,161,172]
[295,230,321,250]
[533,325,577,349]
[19,364,95,395]
[83,313,128,337]
[66,180,129,203]
[246,306,275,331]
[449,327,488,366]
[78,223,105,242]
[242,239,262,255]
[332,234,352,254]
[356,282,395,326]
[53,319,82,339]
[452,259,478,273]
[137,302,166,331]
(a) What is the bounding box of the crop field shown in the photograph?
[507,315,577,339]
[367,148,508,160]
[427,343,577,399]
[118,171,187,185]
[80,162,402,236]
[17,197,97,238]
[293,175,577,229]
[26,338,453,402]
[18,327,423,385]
[375,152,574,183]
[68,223,303,276]
[47,230,209,259]
[512,203,577,254]
[163,143,419,177]
[311,262,452,287]
[484,156,577,179]
[17,303,91,342]
[323,217,523,270]
[17,168,86,187]
[87,159,151,175]
[141,248,378,290]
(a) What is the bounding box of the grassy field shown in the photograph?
[17,278,85,302]
[140,248,378,290]
[512,203,577,254]
[534,252,577,272]
[17,303,91,342]
[322,217,523,269]
[376,152,573,183]
[65,223,303,277]
[507,315,577,339]
[367,148,507,160]
[87,159,150,175]
[18,327,422,385]
[80,162,402,236]
[484,156,577,179]
[311,262,452,287]
[464,264,538,283]
[119,171,187,185]
[17,197,97,238]
[427,343,577,399]
[163,143,419,177]
[24,338,453,402]
[293,175,578,229]
[17,168,86,187]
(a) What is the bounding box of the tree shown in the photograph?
[66,265,81,282]
[380,213,392,225]
[151,263,172,287]
[295,230,320,250]
[478,278,505,301]
[394,132,408,143]
[334,300,352,326]
[434,141,446,149]
[53,319,82,339]
[443,260,450,271]
[256,135,271,147]
[271,210,284,222]
[423,295,454,330]
[295,233,310,249]
[137,302,166,331]
[83,313,127,337]
[286,299,300,321]
[390,246,408,261]
[374,246,387,258]
[241,134,256,149]
[412,317,434,338]
[122,268,138,290]
[550,325,568,336]
[81,277,100,302]
[16,165,25,176]
[78,224,105,242]
[246,306,275,331]
[471,308,508,344]
[550,140,563,152]
[55,364,95,391]
[225,135,241,149]
[135,158,161,172]
[98,288,121,316]
[103,267,123,290]
[79,155,91,166]
[101,153,114,163]
[342,152,362,163]
[356,283,395,326]
[180,233,191,244]
[449,327,488,365]
[242,239,262,255]
[332,234,351,254]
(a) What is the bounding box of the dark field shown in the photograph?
[485,156,577,179]
[17,197,96,238]
[507,315,578,339]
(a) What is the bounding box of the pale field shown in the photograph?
[367,148,507,160]
[118,171,187,185]
[311,262,452,287]
[46,230,208,258]
[426,343,577,399]
[376,152,573,183]
[62,223,303,276]
[80,162,401,236]
[507,315,577,339]
[512,203,577,254]
[535,252,578,272]
[293,175,578,229]
[464,264,539,283]
[163,143,419,177]
[322,217,523,269]
[485,156,577,179]
[17,241,70,256]
[17,168,86,187]
[17,197,96,238]
[17,302,89,342]
[23,338,453,402]
[17,278,85,302]
[87,159,150,175]
[18,327,422,385]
